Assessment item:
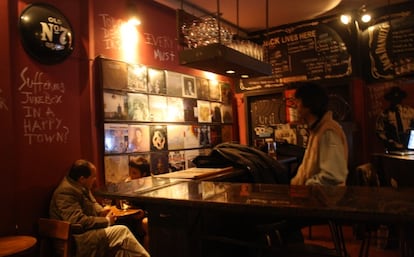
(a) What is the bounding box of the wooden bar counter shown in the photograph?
[96,177,414,257]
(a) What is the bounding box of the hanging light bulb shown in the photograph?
[361,13,372,23]
[359,5,372,23]
[340,14,352,25]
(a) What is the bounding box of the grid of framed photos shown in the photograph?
[97,57,234,187]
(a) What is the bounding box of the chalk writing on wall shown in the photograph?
[19,67,70,144]
[0,89,8,111]
[143,32,176,62]
[98,13,122,50]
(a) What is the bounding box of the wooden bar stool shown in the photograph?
[0,235,37,256]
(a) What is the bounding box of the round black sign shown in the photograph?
[19,3,74,64]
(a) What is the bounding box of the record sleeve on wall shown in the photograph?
[184,149,200,169]
[196,77,209,100]
[167,125,185,150]
[210,102,222,123]
[168,150,186,172]
[166,71,183,97]
[102,59,128,90]
[127,63,147,92]
[184,125,200,149]
[199,125,210,147]
[209,80,221,101]
[149,95,167,121]
[104,123,129,154]
[166,97,184,122]
[129,154,151,178]
[221,104,233,123]
[150,152,169,175]
[127,93,150,121]
[128,124,150,153]
[104,155,129,186]
[220,82,233,104]
[104,91,128,120]
[197,100,212,123]
[150,125,168,151]
[148,68,166,94]
[183,98,198,122]
[182,75,197,98]
[210,125,222,146]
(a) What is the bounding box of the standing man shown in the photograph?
[49,159,150,257]
[376,86,414,151]
[290,82,348,186]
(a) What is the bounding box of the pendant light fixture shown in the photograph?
[178,0,272,78]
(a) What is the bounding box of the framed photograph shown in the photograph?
[150,125,168,151]
[128,124,150,153]
[127,93,150,121]
[127,63,147,92]
[104,123,129,154]
[103,91,128,120]
[166,71,182,97]
[148,68,166,94]
[196,77,209,100]
[182,75,197,98]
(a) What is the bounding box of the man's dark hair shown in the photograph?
[68,159,92,181]
[294,82,329,119]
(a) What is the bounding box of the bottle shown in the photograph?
[266,139,277,160]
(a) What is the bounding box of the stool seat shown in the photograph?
[0,235,37,256]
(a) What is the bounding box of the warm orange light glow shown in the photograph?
[203,71,218,81]
[120,21,139,63]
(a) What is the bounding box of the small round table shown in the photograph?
[0,235,37,256]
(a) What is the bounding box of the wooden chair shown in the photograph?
[38,218,82,257]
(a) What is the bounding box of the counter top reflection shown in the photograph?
[96,177,414,223]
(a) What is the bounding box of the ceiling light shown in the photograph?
[226,70,236,74]
[241,74,249,78]
[361,13,371,23]
[340,14,352,25]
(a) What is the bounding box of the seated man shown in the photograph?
[49,159,150,257]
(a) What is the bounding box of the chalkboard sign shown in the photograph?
[361,2,414,81]
[263,16,353,82]
[245,90,286,146]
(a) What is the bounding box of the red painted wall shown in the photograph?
[0,0,232,238]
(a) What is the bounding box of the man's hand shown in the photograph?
[105,211,117,226]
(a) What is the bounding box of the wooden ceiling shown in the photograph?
[154,0,410,34]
